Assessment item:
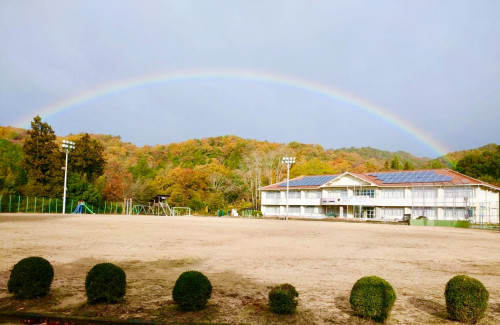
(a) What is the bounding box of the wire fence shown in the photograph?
[0,195,124,215]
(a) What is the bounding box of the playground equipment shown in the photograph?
[73,201,95,214]
[129,196,191,216]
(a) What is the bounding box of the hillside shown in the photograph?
[1,124,497,211]
[1,125,430,174]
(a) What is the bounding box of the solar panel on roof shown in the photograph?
[370,171,453,184]
[278,175,338,187]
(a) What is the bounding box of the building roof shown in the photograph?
[259,169,500,191]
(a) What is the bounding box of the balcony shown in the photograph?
[321,197,379,206]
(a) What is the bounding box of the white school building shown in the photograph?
[259,169,500,224]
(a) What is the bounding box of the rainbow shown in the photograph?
[16,68,450,158]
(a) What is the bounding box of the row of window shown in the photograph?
[264,206,319,214]
[265,187,476,200]
[354,189,375,198]
[444,187,474,198]
[265,206,472,219]
[266,191,321,199]
[266,189,381,199]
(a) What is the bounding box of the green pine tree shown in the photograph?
[403,160,413,170]
[69,133,105,183]
[21,116,63,197]
[390,156,401,170]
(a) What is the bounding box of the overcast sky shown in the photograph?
[1,1,499,158]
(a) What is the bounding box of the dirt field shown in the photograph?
[0,214,498,324]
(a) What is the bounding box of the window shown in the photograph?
[266,191,281,199]
[288,206,301,214]
[354,189,374,198]
[305,191,321,199]
[383,208,404,217]
[304,206,317,214]
[326,189,347,198]
[444,187,473,198]
[412,207,436,218]
[381,188,404,199]
[412,188,437,199]
[288,191,301,199]
[444,208,467,220]
[265,206,280,214]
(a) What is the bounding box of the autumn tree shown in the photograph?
[153,167,209,209]
[364,158,382,172]
[261,147,290,185]
[103,160,133,201]
[199,160,231,192]
[21,116,63,197]
[330,156,351,174]
[384,160,390,170]
[125,178,158,204]
[456,146,500,185]
[239,152,264,209]
[290,158,335,178]
[129,157,156,180]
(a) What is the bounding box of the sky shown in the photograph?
[1,1,499,158]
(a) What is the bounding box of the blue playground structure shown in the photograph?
[73,201,95,214]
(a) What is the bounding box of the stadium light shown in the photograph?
[62,140,75,214]
[281,156,296,220]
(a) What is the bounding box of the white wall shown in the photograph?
[261,185,499,221]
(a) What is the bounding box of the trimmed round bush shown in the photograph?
[269,283,299,314]
[172,270,212,311]
[445,275,489,323]
[85,263,126,303]
[7,256,54,299]
[349,276,396,323]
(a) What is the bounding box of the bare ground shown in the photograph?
[0,213,498,324]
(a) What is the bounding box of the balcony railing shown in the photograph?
[321,196,379,205]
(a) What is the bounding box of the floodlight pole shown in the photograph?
[282,157,296,221]
[62,140,75,214]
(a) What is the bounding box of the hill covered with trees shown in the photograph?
[1,117,498,213]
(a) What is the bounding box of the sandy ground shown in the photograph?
[0,213,498,324]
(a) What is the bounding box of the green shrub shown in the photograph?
[7,256,54,299]
[349,276,396,323]
[85,263,126,303]
[445,275,489,323]
[252,210,263,217]
[269,283,299,314]
[172,270,212,311]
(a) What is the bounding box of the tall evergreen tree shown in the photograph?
[69,133,105,182]
[403,160,413,170]
[384,160,390,170]
[390,156,401,170]
[21,116,63,197]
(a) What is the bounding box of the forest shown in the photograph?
[1,116,499,213]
